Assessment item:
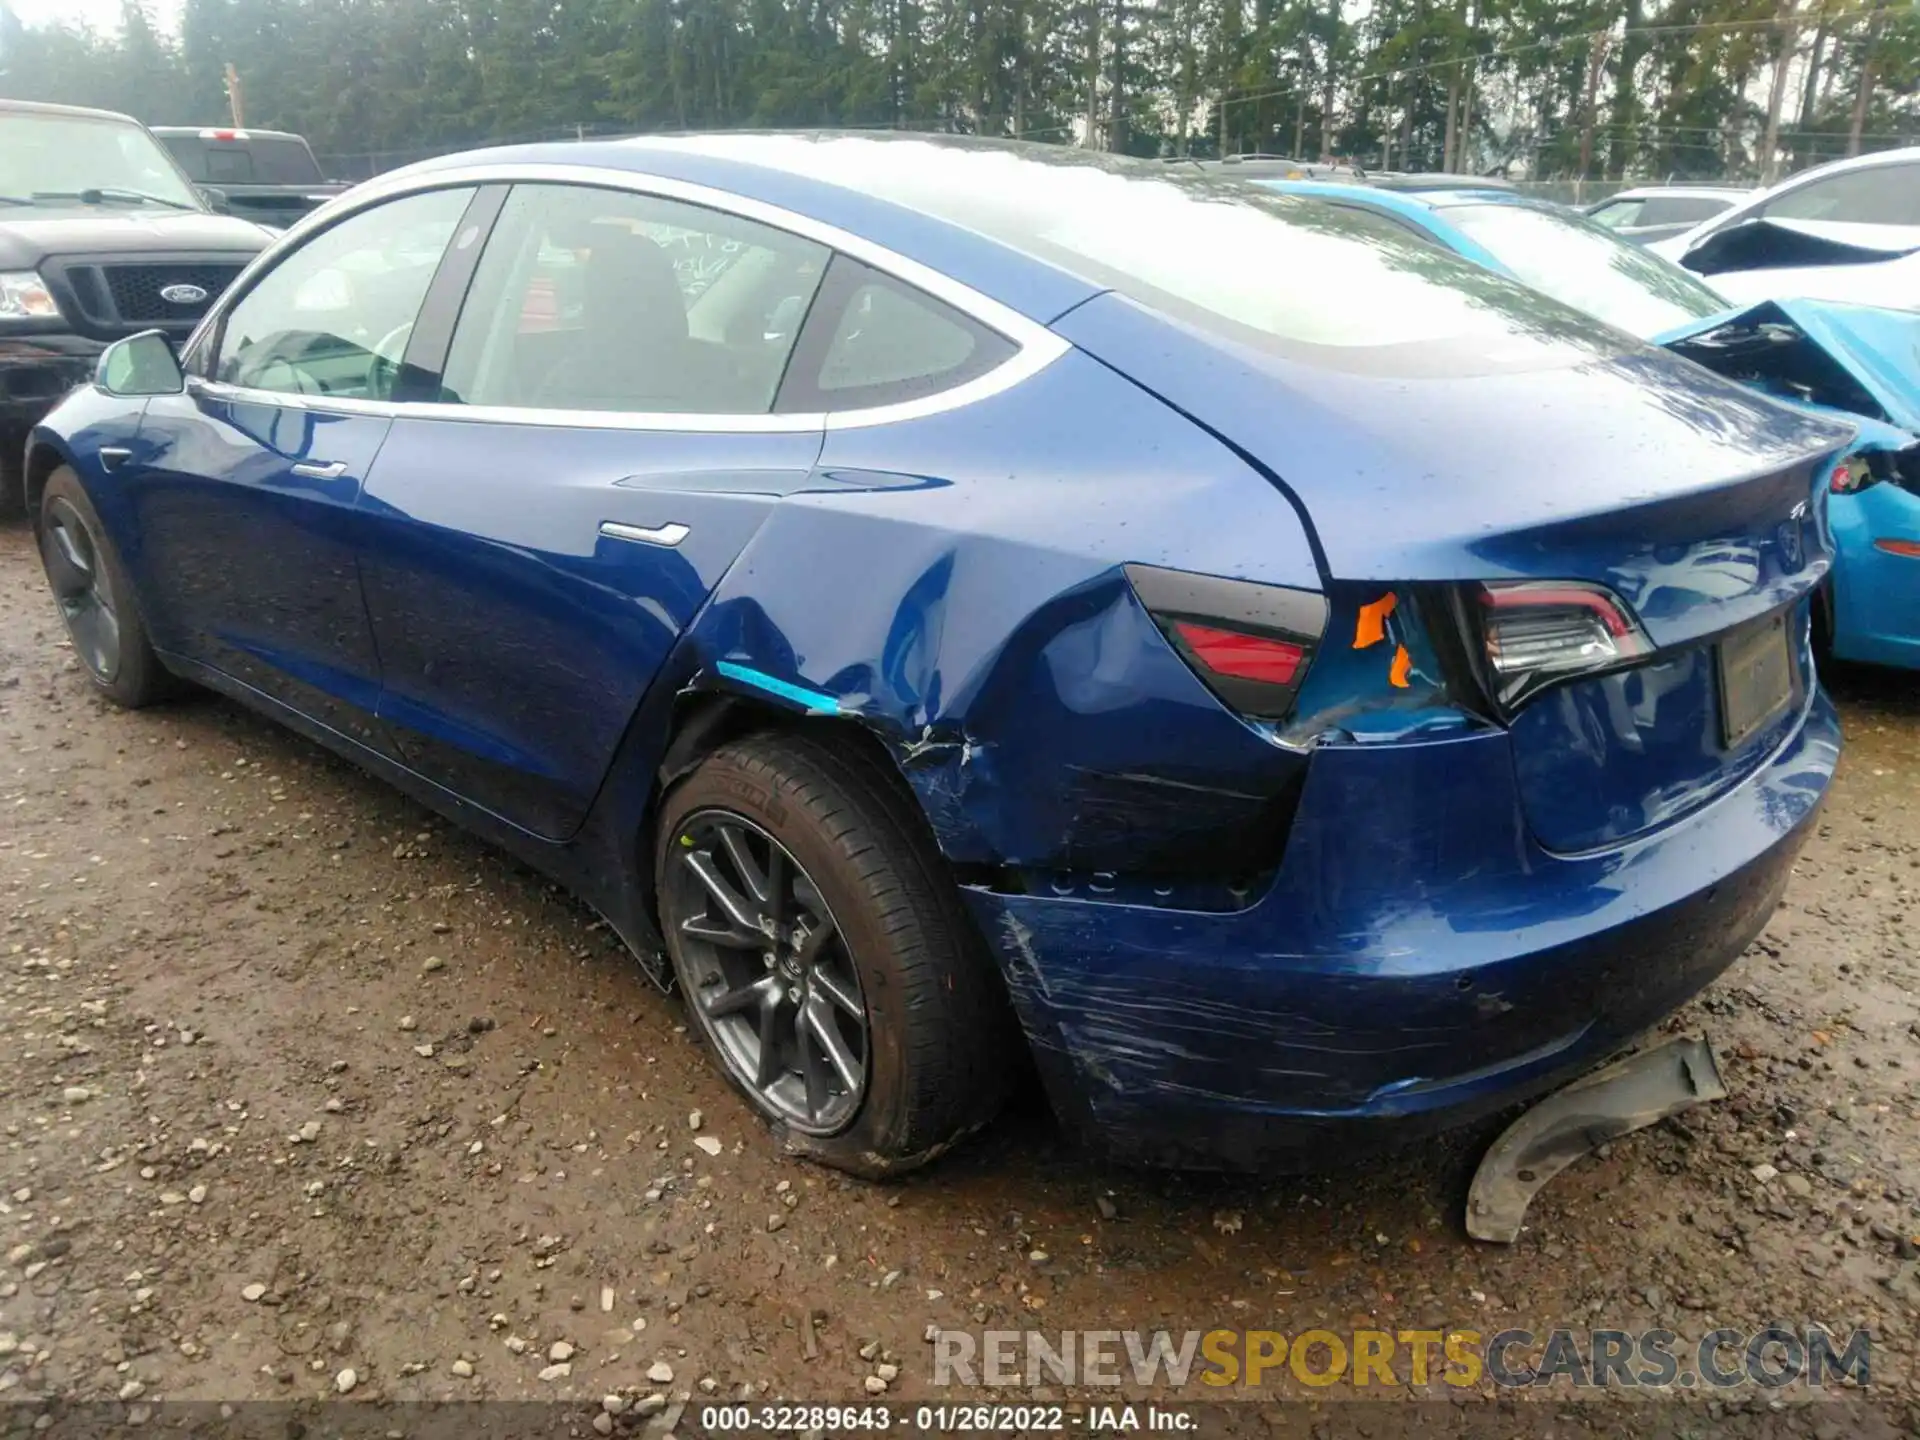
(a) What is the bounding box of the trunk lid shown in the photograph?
[1054,292,1847,651]
[1054,291,1851,852]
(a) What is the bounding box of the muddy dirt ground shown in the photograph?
[2,517,1918,1435]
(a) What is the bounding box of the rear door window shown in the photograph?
[244,137,326,184]
[200,145,254,184]
[1588,198,1645,230]
[160,134,325,185]
[775,257,1016,412]
[1635,195,1735,226]
[157,136,215,182]
[1761,164,1920,225]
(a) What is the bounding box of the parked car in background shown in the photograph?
[1649,147,1920,309]
[26,136,1845,1174]
[0,99,271,516]
[1185,154,1365,181]
[151,127,349,231]
[1265,178,1920,673]
[1584,184,1753,245]
[1367,171,1515,193]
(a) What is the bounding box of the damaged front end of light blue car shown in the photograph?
[1656,298,1920,669]
[1656,297,1920,480]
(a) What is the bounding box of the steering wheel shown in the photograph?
[253,356,322,396]
[366,320,414,400]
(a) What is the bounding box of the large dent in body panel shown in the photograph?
[895,570,1297,872]
[681,349,1321,875]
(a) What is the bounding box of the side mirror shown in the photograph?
[96,331,186,397]
[198,185,232,214]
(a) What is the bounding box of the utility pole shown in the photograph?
[1848,6,1885,157]
[1319,0,1337,158]
[224,63,245,127]
[1759,0,1799,183]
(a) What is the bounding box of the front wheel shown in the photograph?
[38,466,179,708]
[655,733,1016,1176]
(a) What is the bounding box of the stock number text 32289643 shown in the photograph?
[697,1404,1076,1432]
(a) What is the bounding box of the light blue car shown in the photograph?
[1266,180,1920,671]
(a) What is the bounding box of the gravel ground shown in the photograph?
[2,518,1919,1435]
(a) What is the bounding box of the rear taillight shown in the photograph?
[1830,454,1878,494]
[1476,580,1652,708]
[1126,564,1328,720]
[1170,621,1308,686]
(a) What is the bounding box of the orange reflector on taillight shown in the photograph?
[1353,591,1398,649]
[1875,539,1920,558]
[1389,644,1413,689]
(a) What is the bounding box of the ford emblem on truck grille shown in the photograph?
[159,283,209,305]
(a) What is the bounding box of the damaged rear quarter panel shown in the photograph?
[679,347,1321,875]
[973,694,1834,1168]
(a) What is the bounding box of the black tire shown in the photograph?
[38,466,179,708]
[0,436,24,522]
[655,732,1017,1176]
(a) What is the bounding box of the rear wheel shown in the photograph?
[38,467,178,708]
[655,733,1015,1176]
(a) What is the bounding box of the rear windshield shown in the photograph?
[160,134,324,185]
[1441,201,1728,339]
[660,135,1630,365]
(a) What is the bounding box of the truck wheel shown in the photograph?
[0,437,23,521]
[38,467,178,708]
[655,732,1016,1177]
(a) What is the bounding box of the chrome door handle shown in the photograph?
[98,446,133,471]
[290,460,348,480]
[600,521,689,548]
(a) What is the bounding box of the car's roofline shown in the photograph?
[150,126,311,142]
[1769,145,1920,182]
[1259,179,1528,212]
[0,97,143,126]
[386,133,1121,320]
[1399,188,1539,209]
[1600,185,1755,201]
[197,154,1076,435]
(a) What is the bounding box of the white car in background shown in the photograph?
[1585,185,1753,246]
[1650,146,1920,309]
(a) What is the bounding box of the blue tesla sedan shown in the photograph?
[24,135,1848,1173]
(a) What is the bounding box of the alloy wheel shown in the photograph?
[42,499,121,682]
[665,810,870,1135]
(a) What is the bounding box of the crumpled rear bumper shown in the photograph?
[963,687,1839,1170]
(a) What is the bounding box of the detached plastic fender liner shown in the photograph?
[1465,1033,1727,1244]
